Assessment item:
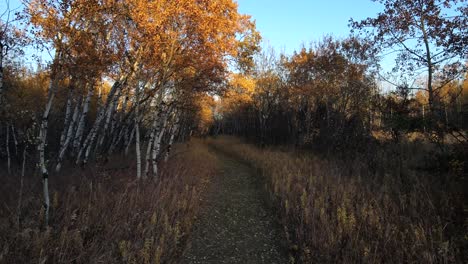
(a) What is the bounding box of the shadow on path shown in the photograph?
[180,148,289,264]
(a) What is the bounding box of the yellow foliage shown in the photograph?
[194,94,216,134]
[220,74,256,114]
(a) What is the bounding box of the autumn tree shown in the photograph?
[281,37,377,146]
[1,3,28,175]
[351,0,467,124]
[26,0,120,225]
[17,0,260,224]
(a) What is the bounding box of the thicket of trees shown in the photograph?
[0,0,466,262]
[0,0,259,226]
[217,0,467,152]
[208,3,466,262]
[0,0,466,241]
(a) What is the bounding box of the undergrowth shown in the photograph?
[0,139,217,264]
[208,136,464,263]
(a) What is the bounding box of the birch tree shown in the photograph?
[36,49,63,225]
[55,95,81,171]
[164,113,180,162]
[134,82,142,179]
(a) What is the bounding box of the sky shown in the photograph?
[236,0,384,55]
[2,0,385,54]
[0,0,396,72]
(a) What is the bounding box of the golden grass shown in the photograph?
[208,136,464,263]
[0,139,217,264]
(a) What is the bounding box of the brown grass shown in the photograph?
[208,136,464,263]
[0,139,217,264]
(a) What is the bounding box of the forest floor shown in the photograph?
[180,145,289,264]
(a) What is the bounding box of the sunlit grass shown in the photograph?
[209,136,463,263]
[0,139,217,263]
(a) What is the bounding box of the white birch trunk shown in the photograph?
[110,92,126,138]
[109,91,130,150]
[134,85,142,179]
[152,125,166,177]
[96,82,103,112]
[97,88,121,150]
[144,114,159,177]
[164,115,180,162]
[74,84,93,152]
[38,54,61,226]
[152,111,169,177]
[11,125,18,156]
[77,76,125,165]
[107,116,130,156]
[143,138,153,177]
[108,111,135,156]
[59,88,74,148]
[135,123,141,179]
[125,124,135,156]
[55,97,81,172]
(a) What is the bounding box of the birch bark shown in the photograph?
[144,110,160,177]
[37,50,62,226]
[59,87,74,148]
[152,110,169,177]
[55,96,81,171]
[77,75,125,165]
[73,84,93,152]
[134,85,142,179]
[125,124,135,156]
[164,115,180,162]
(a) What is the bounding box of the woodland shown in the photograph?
[0,0,466,263]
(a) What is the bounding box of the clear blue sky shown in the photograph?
[2,0,384,54]
[2,0,388,67]
[236,0,384,54]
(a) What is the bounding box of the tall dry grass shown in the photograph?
[208,136,464,263]
[0,139,217,263]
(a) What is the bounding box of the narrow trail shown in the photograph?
[180,148,289,264]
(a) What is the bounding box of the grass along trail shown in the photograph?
[180,146,289,264]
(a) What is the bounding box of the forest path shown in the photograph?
[180,146,289,264]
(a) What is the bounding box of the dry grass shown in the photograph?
[0,139,217,264]
[208,136,464,263]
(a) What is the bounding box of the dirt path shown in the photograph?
[180,148,289,264]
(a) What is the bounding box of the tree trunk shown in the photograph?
[38,57,61,226]
[422,104,426,133]
[56,97,81,172]
[0,42,4,105]
[11,125,18,156]
[444,105,449,126]
[6,124,10,174]
[77,76,125,165]
[74,84,93,153]
[134,85,142,180]
[420,14,436,122]
[152,111,169,178]
[164,115,179,162]
[107,113,133,157]
[144,113,160,177]
[97,88,122,151]
[59,87,74,148]
[125,124,135,156]
[17,146,26,229]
